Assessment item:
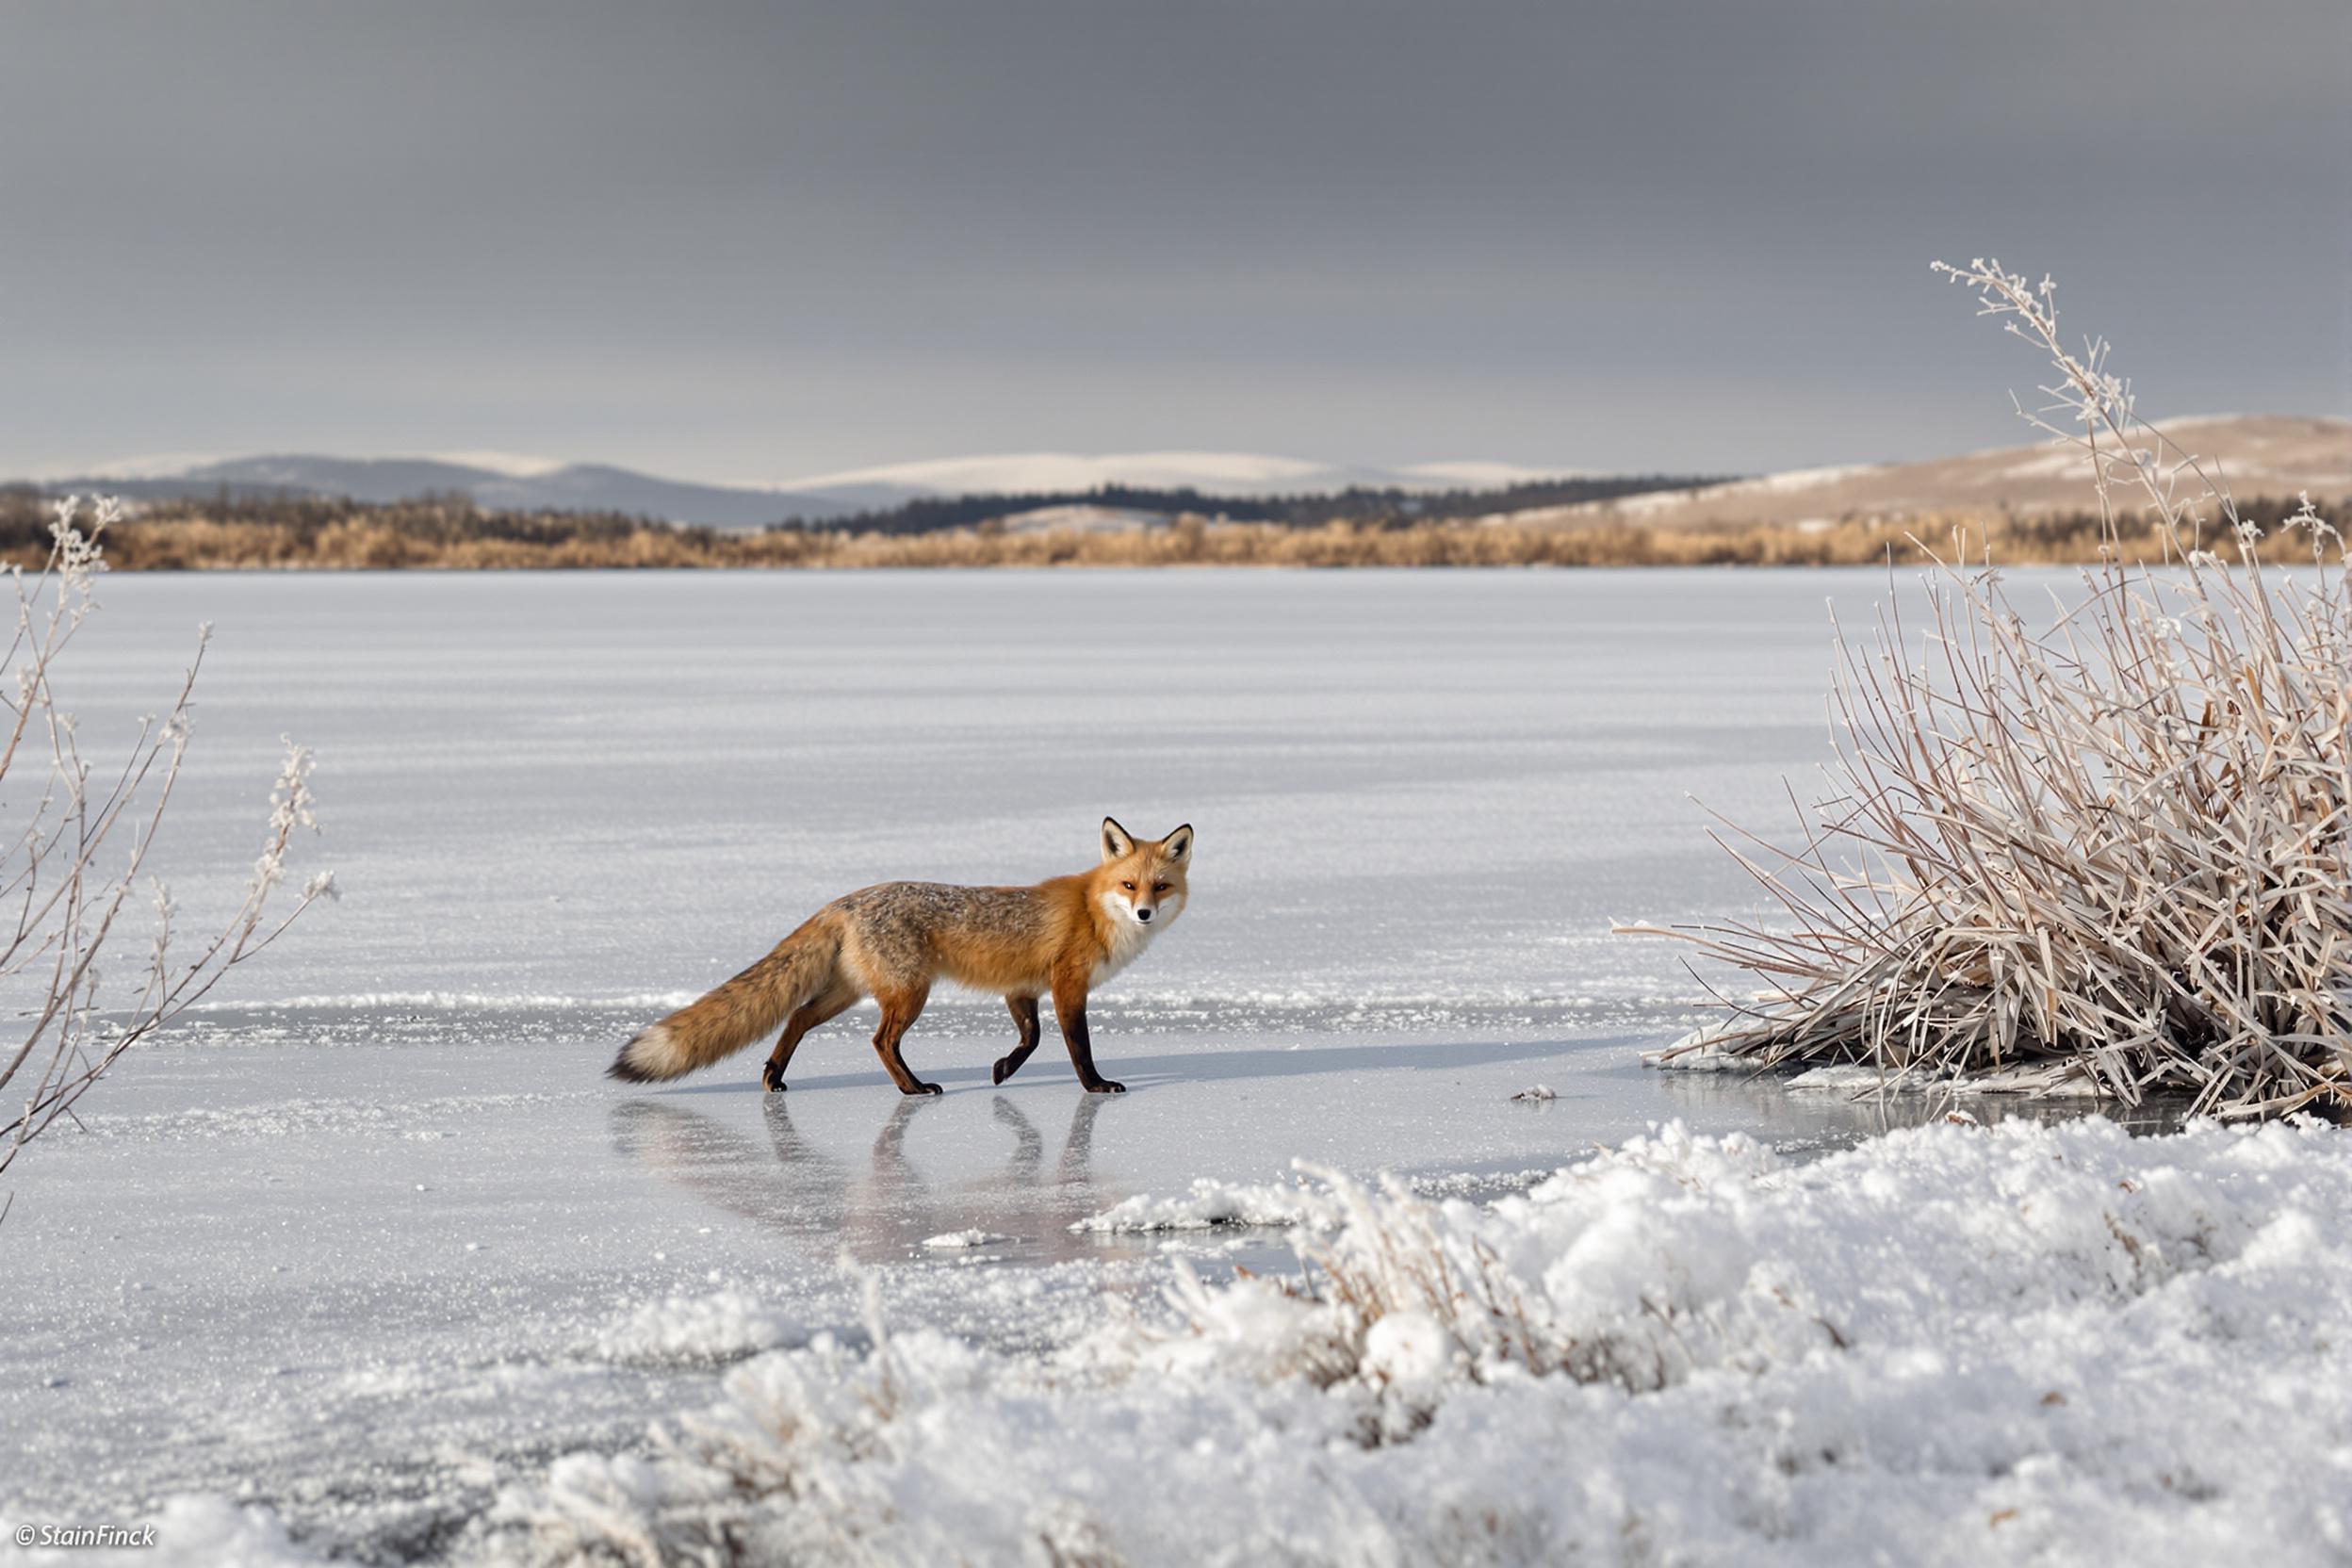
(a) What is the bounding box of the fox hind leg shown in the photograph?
[762,984,858,1092]
[992,995,1043,1086]
[870,985,941,1096]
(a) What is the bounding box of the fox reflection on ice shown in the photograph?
[612,1052,2199,1272]
[612,1092,1136,1266]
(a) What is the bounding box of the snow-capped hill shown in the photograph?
[1396,459,1583,489]
[778,450,1573,501]
[417,449,572,480]
[1493,414,2350,531]
[785,450,1332,497]
[56,450,232,482]
[62,449,572,484]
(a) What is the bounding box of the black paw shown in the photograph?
[760,1062,787,1093]
[991,1056,1014,1086]
[1086,1079,1127,1095]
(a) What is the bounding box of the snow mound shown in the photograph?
[504,1117,2352,1566]
[921,1231,1011,1250]
[1071,1177,1328,1233]
[590,1289,802,1366]
[0,1496,319,1567]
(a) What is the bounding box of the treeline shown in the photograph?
[774,475,1726,534]
[0,486,2339,570]
[0,489,700,568]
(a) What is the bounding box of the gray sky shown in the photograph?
[5,0,2346,483]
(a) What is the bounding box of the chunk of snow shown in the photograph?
[921,1230,1011,1250]
[590,1289,801,1366]
[1071,1178,1327,1233]
[1359,1309,1455,1390]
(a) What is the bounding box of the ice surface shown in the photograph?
[0,568,2228,1561]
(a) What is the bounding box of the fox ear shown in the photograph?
[1162,825,1193,862]
[1101,816,1136,862]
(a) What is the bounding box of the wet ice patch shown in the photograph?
[79,1090,564,1143]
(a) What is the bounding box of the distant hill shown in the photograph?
[24,418,2341,535]
[775,450,1581,508]
[25,454,865,529]
[777,475,1723,536]
[1494,416,2352,531]
[19,449,1617,529]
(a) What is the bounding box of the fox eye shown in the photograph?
[1120,880,1135,891]
[1152,882,1169,892]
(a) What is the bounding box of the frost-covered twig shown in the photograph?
[0,498,332,1182]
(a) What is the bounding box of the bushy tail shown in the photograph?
[608,920,841,1082]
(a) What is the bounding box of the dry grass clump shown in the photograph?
[1269,1167,1668,1394]
[6,486,2334,572]
[1634,262,2352,1118]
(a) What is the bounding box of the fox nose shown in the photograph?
[1136,906,1153,923]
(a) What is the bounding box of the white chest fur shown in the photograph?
[1091,892,1167,985]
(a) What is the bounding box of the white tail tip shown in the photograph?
[608,1022,677,1082]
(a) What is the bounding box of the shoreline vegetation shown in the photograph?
[1638,260,2352,1117]
[5,487,2342,570]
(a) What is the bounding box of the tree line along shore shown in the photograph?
[4,489,2342,570]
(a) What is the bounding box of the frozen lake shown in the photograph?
[0,568,2155,1560]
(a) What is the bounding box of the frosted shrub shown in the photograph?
[0,499,331,1182]
[1153,1146,1772,1427]
[1637,262,2351,1117]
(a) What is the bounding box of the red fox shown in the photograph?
[608,818,1191,1095]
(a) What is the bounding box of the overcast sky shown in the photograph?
[4,0,2346,484]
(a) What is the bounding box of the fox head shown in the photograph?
[1096,816,1192,930]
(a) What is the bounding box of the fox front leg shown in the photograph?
[1048,975,1125,1094]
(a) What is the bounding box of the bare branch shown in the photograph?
[0,500,331,1177]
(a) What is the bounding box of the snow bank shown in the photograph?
[0,1497,318,1568]
[497,1117,2352,1566]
